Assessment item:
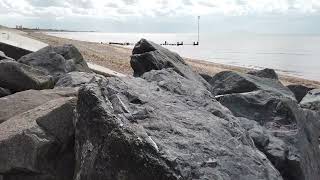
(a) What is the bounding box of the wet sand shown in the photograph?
[24,31,320,88]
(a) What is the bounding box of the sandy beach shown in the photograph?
[24,31,320,88]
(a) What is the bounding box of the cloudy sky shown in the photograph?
[0,0,320,33]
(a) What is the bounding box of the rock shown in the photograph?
[0,42,32,60]
[0,51,14,61]
[199,73,212,82]
[0,60,54,92]
[18,46,67,79]
[0,87,10,98]
[300,89,320,111]
[217,90,297,129]
[209,71,295,99]
[18,45,91,80]
[287,84,314,102]
[296,109,320,180]
[53,44,91,73]
[130,39,209,88]
[74,69,282,180]
[248,68,279,80]
[55,72,103,88]
[0,88,77,123]
[238,118,269,149]
[0,97,76,180]
[217,90,320,180]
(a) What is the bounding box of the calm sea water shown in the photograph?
[47,32,320,81]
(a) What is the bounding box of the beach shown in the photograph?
[24,31,320,88]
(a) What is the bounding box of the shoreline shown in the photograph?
[23,31,320,88]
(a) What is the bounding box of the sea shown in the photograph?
[46,32,320,81]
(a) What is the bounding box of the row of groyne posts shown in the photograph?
[108,41,199,46]
[108,16,201,47]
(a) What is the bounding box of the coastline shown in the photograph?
[24,31,320,88]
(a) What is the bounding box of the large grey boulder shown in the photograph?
[287,84,314,102]
[130,39,209,89]
[0,60,54,92]
[0,97,77,180]
[209,71,295,99]
[199,73,212,82]
[0,88,77,123]
[18,46,67,79]
[55,72,103,88]
[217,90,320,180]
[53,44,91,73]
[300,89,320,111]
[0,87,10,98]
[248,68,279,80]
[18,45,91,80]
[74,69,282,180]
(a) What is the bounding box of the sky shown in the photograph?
[0,0,320,34]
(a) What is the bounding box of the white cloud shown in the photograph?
[1,0,320,19]
[0,0,320,33]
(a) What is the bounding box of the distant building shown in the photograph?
[15,25,23,29]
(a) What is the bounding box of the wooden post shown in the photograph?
[197,16,200,44]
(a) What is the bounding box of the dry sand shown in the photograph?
[24,31,320,88]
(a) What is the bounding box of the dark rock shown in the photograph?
[217,90,297,128]
[199,73,212,82]
[0,42,32,60]
[53,44,91,73]
[296,109,320,180]
[0,97,77,180]
[130,39,209,88]
[55,72,103,88]
[0,60,54,92]
[248,68,279,80]
[300,89,320,111]
[238,118,270,149]
[218,90,320,180]
[0,51,14,61]
[287,84,314,102]
[18,45,91,80]
[209,71,295,99]
[17,46,68,79]
[74,69,282,180]
[0,88,77,123]
[0,87,10,98]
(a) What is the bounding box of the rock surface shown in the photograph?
[199,73,212,82]
[0,60,54,92]
[1,40,319,180]
[0,42,32,60]
[55,72,102,88]
[18,45,91,80]
[300,89,320,111]
[0,97,76,180]
[247,68,279,80]
[18,46,67,79]
[0,87,10,98]
[130,39,209,89]
[74,71,282,179]
[0,51,14,61]
[217,90,320,180]
[287,84,314,102]
[0,88,77,123]
[53,44,91,73]
[209,71,295,99]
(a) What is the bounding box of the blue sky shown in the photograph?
[0,0,320,34]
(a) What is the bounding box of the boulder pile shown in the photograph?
[0,39,319,180]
